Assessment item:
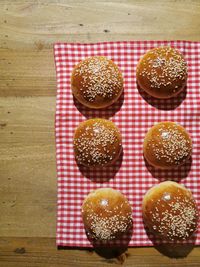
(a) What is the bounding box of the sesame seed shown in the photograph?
[73,56,123,103]
[148,188,198,240]
[146,122,192,166]
[74,120,121,167]
[137,47,187,89]
[83,190,132,241]
[88,214,132,240]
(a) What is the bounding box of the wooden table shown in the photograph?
[1,1,200,266]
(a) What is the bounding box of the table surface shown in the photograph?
[1,1,200,266]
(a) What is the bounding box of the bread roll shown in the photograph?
[71,56,123,109]
[73,118,122,168]
[142,181,199,241]
[143,122,192,169]
[136,47,187,99]
[82,188,132,241]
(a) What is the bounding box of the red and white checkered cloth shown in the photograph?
[54,41,200,247]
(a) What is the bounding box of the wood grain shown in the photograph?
[0,237,200,267]
[1,0,200,50]
[0,97,56,237]
[0,50,56,96]
[1,0,200,266]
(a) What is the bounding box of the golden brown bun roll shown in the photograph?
[136,47,187,99]
[142,181,199,241]
[82,188,132,241]
[73,118,122,168]
[71,56,123,109]
[143,122,192,169]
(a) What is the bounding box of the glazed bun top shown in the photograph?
[82,188,132,241]
[71,56,123,109]
[73,118,122,168]
[143,122,192,169]
[142,181,199,241]
[136,46,187,99]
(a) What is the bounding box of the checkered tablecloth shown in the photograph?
[54,41,200,247]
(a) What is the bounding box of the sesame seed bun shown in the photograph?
[73,118,122,168]
[82,188,132,241]
[136,47,187,99]
[143,122,192,169]
[71,56,123,109]
[142,181,199,241]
